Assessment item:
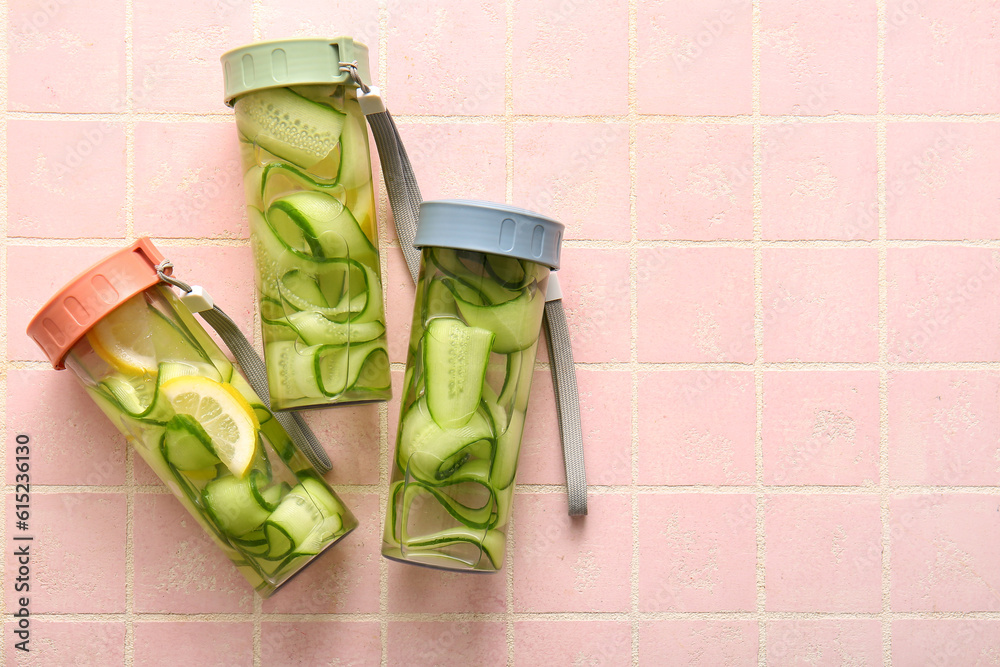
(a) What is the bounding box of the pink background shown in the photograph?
[4,0,1000,664]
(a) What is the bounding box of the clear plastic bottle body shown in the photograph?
[65,285,357,596]
[382,247,549,572]
[234,83,390,410]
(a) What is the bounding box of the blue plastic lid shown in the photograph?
[414,200,564,270]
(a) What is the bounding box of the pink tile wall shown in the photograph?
[5,0,1000,664]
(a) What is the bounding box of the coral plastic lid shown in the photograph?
[27,238,167,369]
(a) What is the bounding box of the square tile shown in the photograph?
[638,247,755,362]
[134,122,245,239]
[397,123,506,203]
[514,123,630,241]
[133,493,254,613]
[892,620,1000,665]
[257,0,381,80]
[261,621,381,667]
[3,620,124,667]
[514,621,631,666]
[132,0,253,112]
[889,371,1000,486]
[638,371,755,485]
[761,123,877,240]
[639,494,757,612]
[513,493,631,612]
[560,248,632,363]
[887,247,1000,362]
[6,370,126,486]
[766,620,882,666]
[637,0,753,115]
[7,120,126,238]
[8,0,126,111]
[760,0,877,115]
[886,0,1000,113]
[765,494,882,612]
[637,124,754,241]
[388,560,506,613]
[763,248,879,362]
[513,0,628,115]
[388,621,507,666]
[12,245,116,362]
[5,493,126,613]
[639,620,758,665]
[891,494,1000,611]
[521,369,632,486]
[133,621,252,666]
[304,406,381,486]
[762,371,880,486]
[388,2,505,115]
[262,494,380,614]
[887,123,1000,240]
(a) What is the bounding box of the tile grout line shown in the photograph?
[13,358,1000,373]
[11,482,1000,495]
[10,110,1000,124]
[750,0,766,663]
[19,608,1000,622]
[626,0,640,663]
[504,0,516,663]
[378,4,390,665]
[9,236,1000,250]
[876,0,892,663]
[123,1,136,664]
[0,0,8,658]
[249,6,263,666]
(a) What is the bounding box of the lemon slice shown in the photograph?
[87,294,157,375]
[160,376,260,478]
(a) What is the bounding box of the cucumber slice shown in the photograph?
[264,340,324,404]
[295,476,347,519]
[354,346,391,392]
[264,488,322,559]
[423,318,495,430]
[407,459,498,530]
[254,481,291,512]
[162,413,219,471]
[489,409,526,491]
[279,269,329,309]
[234,88,346,170]
[402,526,506,570]
[285,311,384,347]
[268,191,377,267]
[203,471,271,537]
[337,98,373,189]
[485,254,533,289]
[454,284,545,354]
[267,204,325,258]
[259,161,345,206]
[315,338,389,398]
[397,398,494,482]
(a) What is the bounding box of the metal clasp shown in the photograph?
[338,61,371,94]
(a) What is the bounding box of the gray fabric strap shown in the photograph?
[543,301,587,516]
[367,109,423,283]
[154,262,333,474]
[361,91,588,516]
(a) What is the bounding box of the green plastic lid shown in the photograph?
[221,37,370,106]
